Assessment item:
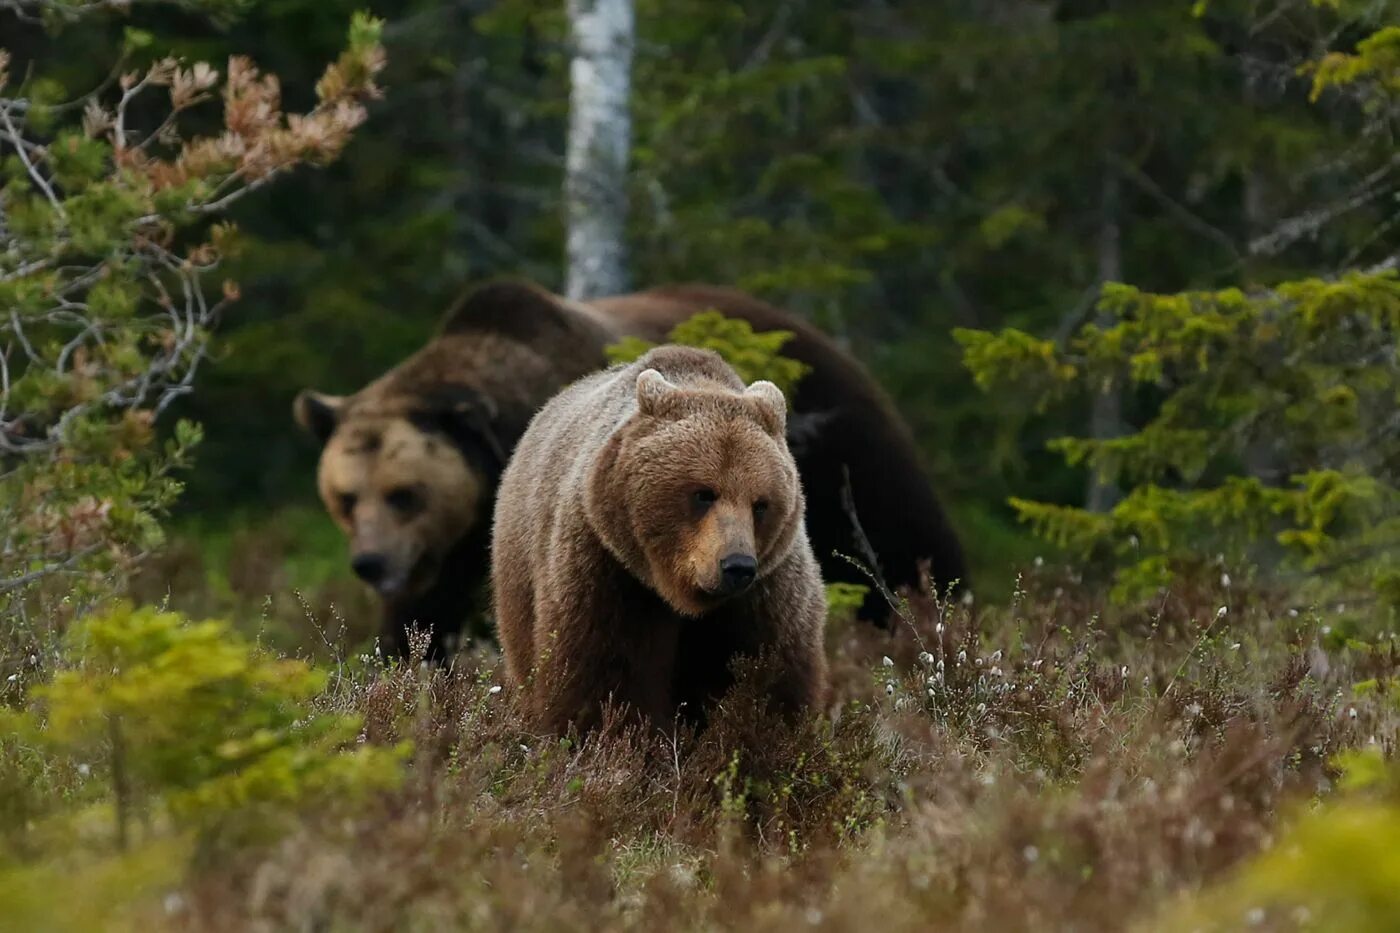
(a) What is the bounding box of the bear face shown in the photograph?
[317,417,483,599]
[584,368,803,617]
[294,389,500,602]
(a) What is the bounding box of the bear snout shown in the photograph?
[716,552,758,596]
[351,552,389,586]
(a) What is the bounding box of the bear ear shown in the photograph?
[410,388,508,467]
[785,407,839,459]
[636,369,678,417]
[744,380,787,437]
[293,390,345,445]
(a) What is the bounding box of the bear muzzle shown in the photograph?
[352,551,389,586]
[715,552,758,596]
[351,548,424,598]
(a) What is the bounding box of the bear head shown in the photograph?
[292,280,614,608]
[293,385,504,600]
[585,361,804,618]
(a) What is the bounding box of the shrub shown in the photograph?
[0,2,385,643]
[2,602,407,850]
[606,309,812,400]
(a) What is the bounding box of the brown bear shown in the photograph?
[295,279,965,657]
[491,345,828,732]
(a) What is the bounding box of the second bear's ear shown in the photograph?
[636,369,678,417]
[294,390,345,445]
[745,381,787,437]
[410,388,508,468]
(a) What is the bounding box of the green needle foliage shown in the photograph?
[957,14,1400,611]
[959,272,1400,605]
[2,602,407,850]
[606,309,812,401]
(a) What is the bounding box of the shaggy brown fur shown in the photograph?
[294,279,965,656]
[491,346,828,733]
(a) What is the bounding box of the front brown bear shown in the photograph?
[492,345,828,733]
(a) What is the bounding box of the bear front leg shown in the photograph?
[529,615,678,734]
[757,568,830,717]
[491,510,537,689]
[766,631,829,717]
[528,563,680,735]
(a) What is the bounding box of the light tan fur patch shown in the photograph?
[317,417,483,597]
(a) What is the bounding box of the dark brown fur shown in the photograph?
[294,279,965,656]
[491,346,828,732]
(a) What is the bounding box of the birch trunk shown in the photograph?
[565,0,634,300]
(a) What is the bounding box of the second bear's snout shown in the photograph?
[717,553,758,595]
[352,552,388,586]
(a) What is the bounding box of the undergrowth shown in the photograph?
[4,556,1398,931]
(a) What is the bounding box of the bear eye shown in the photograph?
[385,486,424,516]
[753,500,770,522]
[692,488,718,511]
[338,492,358,516]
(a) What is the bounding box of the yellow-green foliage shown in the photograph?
[0,837,188,933]
[1165,747,1400,931]
[823,582,870,624]
[1306,23,1400,108]
[959,270,1400,610]
[955,326,1077,400]
[605,310,812,400]
[3,603,407,846]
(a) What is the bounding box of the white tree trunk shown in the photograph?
[565,0,634,300]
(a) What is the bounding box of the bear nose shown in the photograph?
[351,553,387,585]
[717,553,758,595]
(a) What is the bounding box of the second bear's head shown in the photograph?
[585,361,805,618]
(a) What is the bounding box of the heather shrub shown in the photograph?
[116,564,1382,931]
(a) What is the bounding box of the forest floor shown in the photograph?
[5,516,1396,931]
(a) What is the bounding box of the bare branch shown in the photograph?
[0,106,65,220]
[1250,153,1400,256]
[1111,156,1242,261]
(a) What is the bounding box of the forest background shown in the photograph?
[23,0,1396,594]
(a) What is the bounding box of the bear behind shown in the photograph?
[492,345,828,733]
